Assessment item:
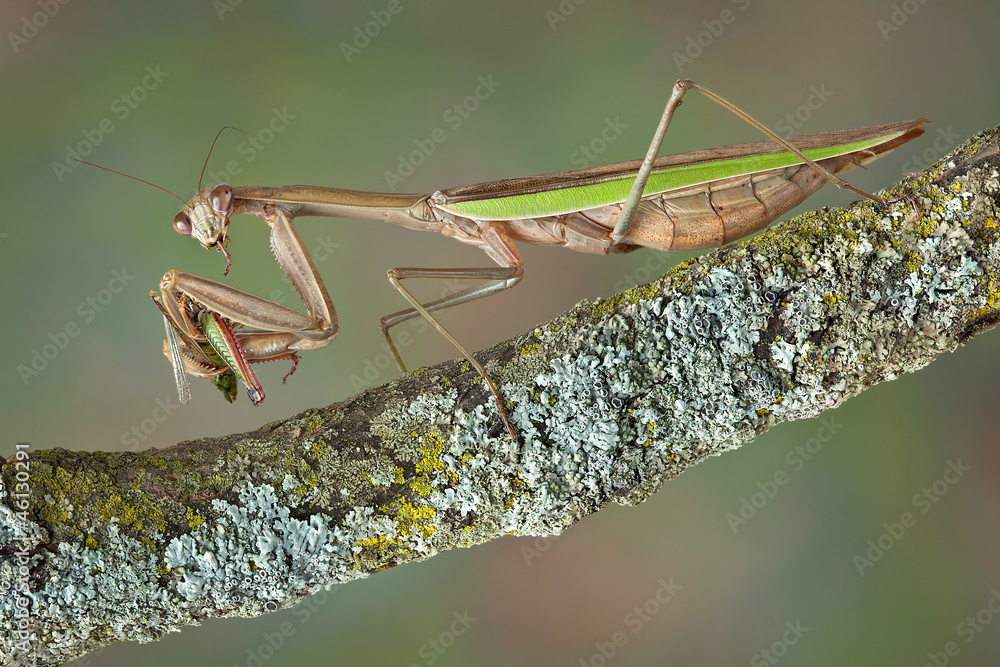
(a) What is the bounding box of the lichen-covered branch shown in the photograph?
[3,125,1000,666]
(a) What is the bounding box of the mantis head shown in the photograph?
[173,184,235,274]
[73,126,242,275]
[170,127,246,275]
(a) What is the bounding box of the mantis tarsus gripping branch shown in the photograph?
[88,80,926,443]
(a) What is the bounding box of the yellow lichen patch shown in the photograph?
[965,280,1000,323]
[822,292,843,307]
[742,208,862,258]
[520,341,541,357]
[416,432,447,476]
[186,507,204,530]
[34,465,82,525]
[643,421,656,446]
[381,496,437,538]
[354,535,412,569]
[30,460,165,536]
[403,433,448,494]
[410,476,434,497]
[903,251,923,273]
[592,283,659,319]
[95,491,165,534]
[297,415,325,435]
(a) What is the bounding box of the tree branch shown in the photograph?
[4,124,1000,666]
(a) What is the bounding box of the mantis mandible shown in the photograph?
[127,79,927,442]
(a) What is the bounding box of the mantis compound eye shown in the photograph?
[210,184,234,214]
[173,211,193,236]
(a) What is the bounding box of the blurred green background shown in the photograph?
[2,0,1000,665]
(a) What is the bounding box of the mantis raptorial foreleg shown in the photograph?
[152,208,339,405]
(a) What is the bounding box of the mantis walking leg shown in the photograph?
[379,226,524,441]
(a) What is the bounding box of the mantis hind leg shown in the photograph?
[611,78,890,246]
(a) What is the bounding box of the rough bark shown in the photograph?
[3,124,1000,666]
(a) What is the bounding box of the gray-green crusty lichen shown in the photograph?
[3,126,1000,666]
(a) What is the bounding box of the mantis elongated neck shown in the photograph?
[232,185,434,227]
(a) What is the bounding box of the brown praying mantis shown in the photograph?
[89,80,927,442]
